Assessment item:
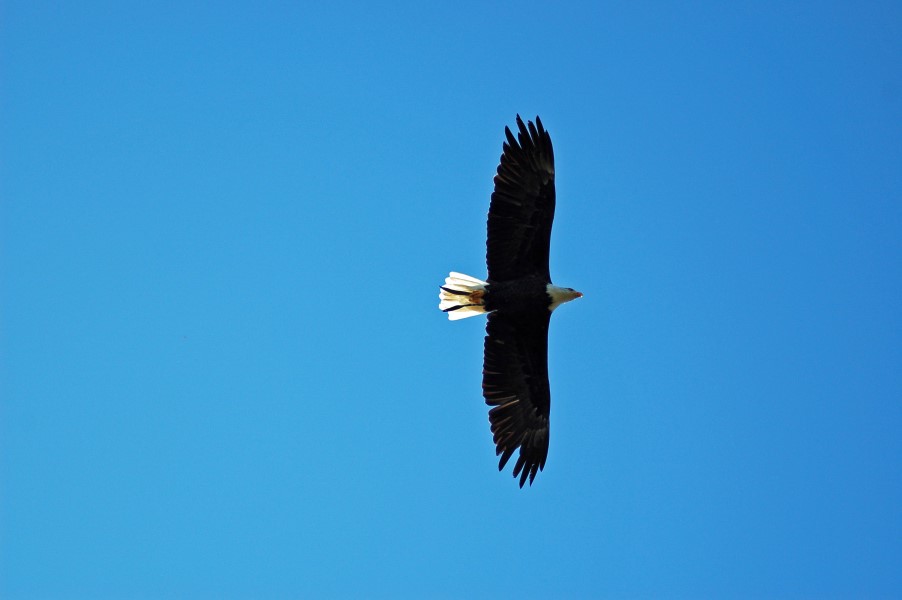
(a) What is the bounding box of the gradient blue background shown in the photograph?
[3,2,901,598]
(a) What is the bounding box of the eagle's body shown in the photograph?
[438,116,581,487]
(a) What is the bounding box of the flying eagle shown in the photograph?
[438,115,582,487]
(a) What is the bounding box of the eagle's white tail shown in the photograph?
[439,272,488,320]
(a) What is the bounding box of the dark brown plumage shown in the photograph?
[438,115,581,487]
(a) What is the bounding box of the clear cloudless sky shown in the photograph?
[2,2,901,598]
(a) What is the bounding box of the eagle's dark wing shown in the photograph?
[487,115,556,283]
[482,310,551,487]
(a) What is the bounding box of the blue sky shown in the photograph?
[2,2,901,598]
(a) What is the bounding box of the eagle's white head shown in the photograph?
[547,284,583,312]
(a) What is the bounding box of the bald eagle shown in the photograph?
[438,115,582,487]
